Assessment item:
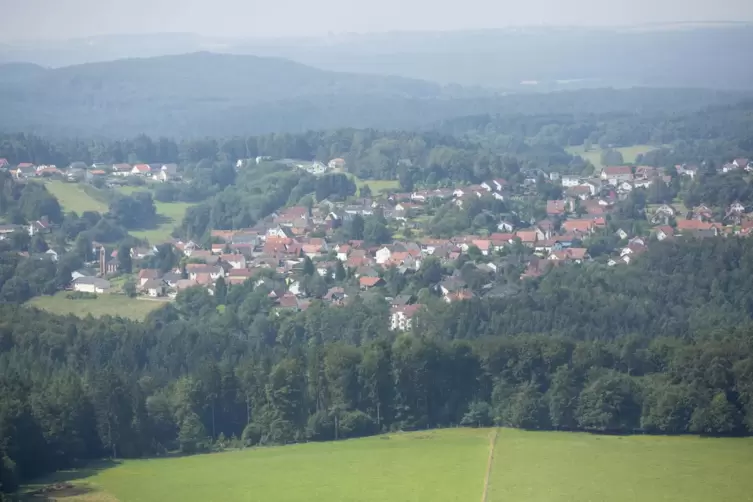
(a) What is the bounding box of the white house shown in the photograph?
[561,175,581,187]
[390,305,422,331]
[375,246,392,265]
[157,164,178,182]
[601,166,634,185]
[72,277,111,294]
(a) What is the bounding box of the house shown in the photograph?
[359,276,384,290]
[188,265,225,282]
[615,228,629,240]
[546,200,567,216]
[515,230,538,247]
[131,164,152,176]
[138,269,162,287]
[28,219,52,236]
[444,289,474,303]
[143,279,167,297]
[675,164,698,179]
[0,224,22,240]
[600,166,634,184]
[676,219,718,236]
[328,158,346,170]
[548,248,589,263]
[220,254,247,269]
[13,164,36,179]
[562,219,593,235]
[0,158,9,169]
[227,268,256,285]
[733,158,750,169]
[390,304,423,331]
[654,225,675,241]
[157,164,178,182]
[112,163,132,176]
[471,239,492,256]
[375,246,392,265]
[651,204,676,225]
[561,175,581,187]
[72,277,111,294]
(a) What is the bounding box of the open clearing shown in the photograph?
[344,173,400,194]
[43,181,109,214]
[23,429,753,502]
[128,200,193,244]
[567,144,659,168]
[28,292,167,320]
[488,429,753,502]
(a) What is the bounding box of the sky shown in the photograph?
[1,0,753,41]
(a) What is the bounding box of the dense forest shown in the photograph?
[2,237,753,494]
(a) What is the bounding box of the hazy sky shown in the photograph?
[1,0,752,41]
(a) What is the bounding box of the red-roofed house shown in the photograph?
[359,276,384,289]
[0,159,9,169]
[548,248,589,263]
[562,219,594,234]
[515,231,538,247]
[676,219,718,234]
[654,225,675,241]
[390,304,423,331]
[131,164,152,175]
[600,166,633,184]
[546,200,567,216]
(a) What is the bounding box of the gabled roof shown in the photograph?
[601,166,633,175]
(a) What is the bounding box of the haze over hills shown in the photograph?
[2,25,753,90]
[1,51,751,138]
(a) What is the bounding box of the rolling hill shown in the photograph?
[1,51,751,138]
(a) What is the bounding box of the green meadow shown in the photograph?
[43,181,109,214]
[566,144,659,168]
[344,173,400,194]
[488,429,753,502]
[28,292,167,321]
[24,429,753,502]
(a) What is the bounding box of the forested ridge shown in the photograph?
[2,236,753,493]
[0,53,748,137]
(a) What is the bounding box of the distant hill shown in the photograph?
[0,51,750,138]
[3,25,753,91]
[0,52,459,137]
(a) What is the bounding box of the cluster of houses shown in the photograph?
[1,160,180,183]
[6,153,753,331]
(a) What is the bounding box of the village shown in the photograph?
[1,155,753,330]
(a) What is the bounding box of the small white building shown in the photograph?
[72,277,111,294]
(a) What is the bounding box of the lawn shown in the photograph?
[28,291,168,321]
[27,429,491,502]
[128,200,194,244]
[23,428,753,502]
[487,429,753,502]
[43,181,109,214]
[345,173,400,194]
[567,144,659,169]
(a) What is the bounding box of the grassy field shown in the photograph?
[113,185,194,243]
[28,429,490,502]
[488,429,753,502]
[22,429,753,502]
[27,291,167,320]
[43,181,109,214]
[567,144,658,169]
[345,173,400,194]
[128,200,193,244]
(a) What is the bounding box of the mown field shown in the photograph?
[566,144,658,168]
[43,181,109,213]
[488,429,753,502]
[344,173,400,194]
[23,429,753,502]
[27,291,167,320]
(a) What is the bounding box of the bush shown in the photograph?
[65,291,98,300]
